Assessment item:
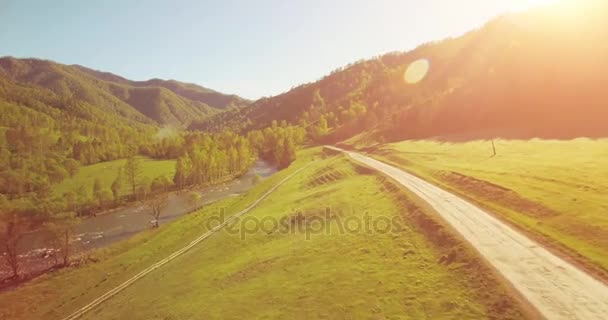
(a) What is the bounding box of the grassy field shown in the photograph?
[361,139,608,278]
[0,147,526,319]
[53,156,176,198]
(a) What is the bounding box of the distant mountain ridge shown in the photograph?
[72,65,249,110]
[0,57,249,127]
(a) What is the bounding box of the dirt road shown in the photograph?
[59,164,310,320]
[329,146,608,320]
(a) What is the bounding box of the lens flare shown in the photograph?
[404,59,429,84]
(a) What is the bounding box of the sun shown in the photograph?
[506,0,561,12]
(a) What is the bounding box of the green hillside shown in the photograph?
[194,1,608,142]
[0,57,248,127]
[357,138,608,279]
[0,148,527,319]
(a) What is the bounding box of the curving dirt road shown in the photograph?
[329,146,608,320]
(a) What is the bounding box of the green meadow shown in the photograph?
[0,148,525,320]
[53,156,176,198]
[366,139,608,278]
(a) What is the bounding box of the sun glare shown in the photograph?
[507,0,560,12]
[404,59,429,84]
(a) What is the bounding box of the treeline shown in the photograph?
[247,122,305,169]
[0,99,157,197]
[173,132,253,188]
[0,125,306,280]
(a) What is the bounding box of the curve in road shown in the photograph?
[329,146,608,320]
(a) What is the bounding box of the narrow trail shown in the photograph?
[328,146,608,320]
[60,164,311,320]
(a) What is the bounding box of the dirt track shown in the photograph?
[331,146,608,320]
[58,164,310,320]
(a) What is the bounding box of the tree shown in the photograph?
[45,212,77,267]
[124,156,141,196]
[311,89,326,111]
[111,170,123,202]
[76,186,90,214]
[1,215,22,279]
[148,195,168,228]
[173,156,192,189]
[311,115,329,140]
[92,178,102,205]
[151,175,173,193]
[279,137,297,169]
[47,164,69,184]
[187,191,202,211]
[64,159,80,177]
[63,191,77,210]
[137,177,151,201]
[98,189,114,207]
[0,209,33,279]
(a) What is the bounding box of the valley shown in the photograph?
[0,148,530,320]
[2,1,608,319]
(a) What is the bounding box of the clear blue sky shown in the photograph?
[0,0,543,99]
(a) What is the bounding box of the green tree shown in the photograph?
[173,156,192,189]
[111,170,123,201]
[188,191,202,211]
[99,189,114,207]
[148,195,168,228]
[45,212,77,267]
[311,89,326,111]
[92,178,102,201]
[277,137,296,169]
[311,115,329,140]
[63,159,80,177]
[137,177,151,201]
[151,176,173,193]
[63,191,77,210]
[124,156,141,196]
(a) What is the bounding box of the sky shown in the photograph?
[0,0,554,99]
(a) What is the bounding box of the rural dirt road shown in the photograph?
[59,164,311,320]
[329,146,608,320]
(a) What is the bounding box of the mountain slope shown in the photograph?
[194,1,608,140]
[0,57,248,127]
[73,65,249,110]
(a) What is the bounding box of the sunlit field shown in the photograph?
[0,148,527,319]
[2,0,608,319]
[53,157,176,198]
[363,139,608,277]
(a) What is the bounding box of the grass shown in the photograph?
[360,138,608,278]
[53,156,176,197]
[0,147,526,319]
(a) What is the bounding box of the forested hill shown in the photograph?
[0,57,249,127]
[0,57,252,197]
[72,65,249,111]
[193,1,608,141]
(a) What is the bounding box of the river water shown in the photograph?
[0,160,276,281]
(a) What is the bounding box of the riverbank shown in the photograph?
[0,160,276,289]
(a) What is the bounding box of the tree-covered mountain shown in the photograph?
[194,1,608,141]
[0,57,249,127]
[0,57,250,199]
